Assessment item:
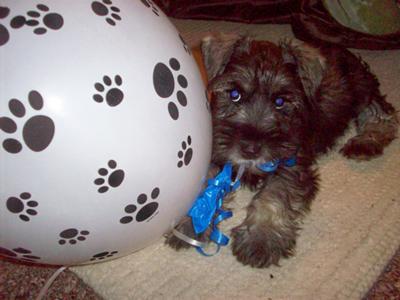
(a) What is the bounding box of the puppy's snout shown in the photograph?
[239,140,262,158]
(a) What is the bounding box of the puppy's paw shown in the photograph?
[231,225,296,268]
[165,232,192,251]
[164,216,195,251]
[340,135,383,161]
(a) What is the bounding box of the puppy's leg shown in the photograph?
[339,57,398,160]
[231,166,317,268]
[165,215,204,250]
[341,96,398,160]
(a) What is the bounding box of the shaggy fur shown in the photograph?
[166,33,398,268]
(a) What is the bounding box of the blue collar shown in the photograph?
[257,155,297,172]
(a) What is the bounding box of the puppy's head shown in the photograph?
[202,33,326,171]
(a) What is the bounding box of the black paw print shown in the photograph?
[0,90,55,154]
[177,136,193,168]
[0,246,40,262]
[95,160,125,193]
[140,0,160,16]
[10,4,63,35]
[0,6,10,46]
[90,250,119,261]
[6,192,38,222]
[179,34,191,55]
[91,0,121,26]
[93,75,124,107]
[58,228,90,245]
[153,58,188,120]
[120,187,160,224]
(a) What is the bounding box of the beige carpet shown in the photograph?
[72,20,400,300]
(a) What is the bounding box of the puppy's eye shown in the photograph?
[229,89,241,102]
[274,97,285,109]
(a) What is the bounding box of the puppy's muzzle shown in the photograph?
[239,140,262,158]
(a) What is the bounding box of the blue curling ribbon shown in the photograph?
[188,163,238,255]
[186,156,297,256]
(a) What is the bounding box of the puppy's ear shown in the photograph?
[201,32,248,81]
[280,40,326,100]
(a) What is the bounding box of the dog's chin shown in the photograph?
[229,152,271,174]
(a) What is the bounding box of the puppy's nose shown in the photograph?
[240,141,262,157]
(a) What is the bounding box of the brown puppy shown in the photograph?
[166,33,398,268]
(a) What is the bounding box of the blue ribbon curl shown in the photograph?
[188,163,238,255]
[187,155,297,256]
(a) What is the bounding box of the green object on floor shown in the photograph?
[322,0,400,35]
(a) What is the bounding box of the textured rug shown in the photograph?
[70,20,400,300]
[1,248,400,299]
[1,19,400,300]
[0,258,100,300]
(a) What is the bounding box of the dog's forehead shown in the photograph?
[230,40,282,67]
[249,40,282,58]
[212,40,290,94]
[249,41,284,71]
[235,41,289,92]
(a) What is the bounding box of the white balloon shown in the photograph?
[0,0,211,265]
